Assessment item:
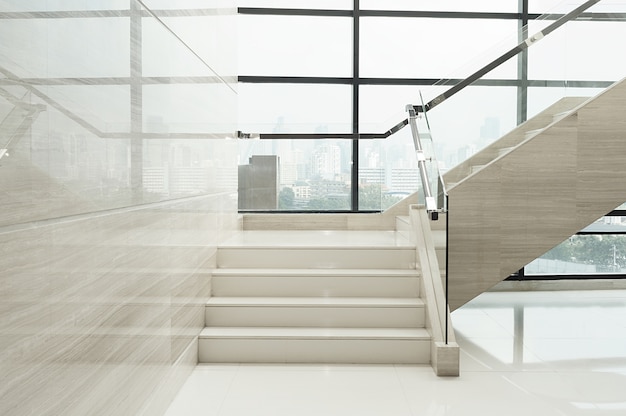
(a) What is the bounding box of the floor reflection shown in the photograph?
[453,289,626,370]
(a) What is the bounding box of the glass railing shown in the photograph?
[0,1,238,228]
[358,115,416,212]
[235,103,450,213]
[415,92,448,214]
[0,2,239,415]
[418,0,626,178]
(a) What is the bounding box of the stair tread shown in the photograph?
[207,297,424,307]
[219,230,414,248]
[212,268,420,277]
[200,326,430,340]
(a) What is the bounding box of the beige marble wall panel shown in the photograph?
[0,1,240,414]
[445,77,626,310]
[0,154,98,228]
[497,117,579,276]
[447,165,502,310]
[0,192,237,416]
[576,80,626,220]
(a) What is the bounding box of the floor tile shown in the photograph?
[165,289,626,416]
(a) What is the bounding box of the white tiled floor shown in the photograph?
[165,289,626,416]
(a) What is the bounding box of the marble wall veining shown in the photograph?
[0,2,239,415]
[0,192,238,416]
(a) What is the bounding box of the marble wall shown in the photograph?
[0,2,239,415]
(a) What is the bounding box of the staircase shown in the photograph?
[199,227,431,364]
[443,77,626,310]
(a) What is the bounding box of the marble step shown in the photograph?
[211,268,420,297]
[497,146,514,157]
[525,128,544,139]
[205,297,425,328]
[198,327,431,364]
[395,215,413,243]
[470,165,485,174]
[217,246,417,269]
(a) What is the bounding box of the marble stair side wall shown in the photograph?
[445,77,626,310]
[0,2,240,414]
[0,170,239,416]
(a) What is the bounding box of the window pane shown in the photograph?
[142,0,234,8]
[0,18,130,78]
[239,139,352,211]
[238,83,352,133]
[528,21,626,82]
[143,84,237,133]
[144,15,237,78]
[530,0,626,14]
[528,0,571,13]
[239,0,351,9]
[359,128,417,211]
[239,15,352,77]
[0,0,128,11]
[360,18,518,79]
[361,0,518,13]
[527,234,626,275]
[527,86,602,121]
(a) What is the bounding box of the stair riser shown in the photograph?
[198,338,430,364]
[211,276,420,297]
[217,248,416,269]
[205,306,425,328]
[395,217,413,243]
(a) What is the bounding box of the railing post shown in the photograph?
[445,194,450,345]
[406,105,437,213]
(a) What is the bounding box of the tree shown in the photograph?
[279,187,295,210]
[359,184,404,211]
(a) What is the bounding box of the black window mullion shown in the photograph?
[352,0,360,211]
[517,0,529,125]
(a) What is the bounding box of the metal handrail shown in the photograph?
[406,105,437,214]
